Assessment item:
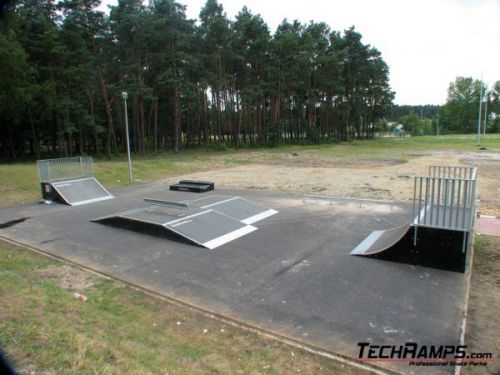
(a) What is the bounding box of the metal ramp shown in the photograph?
[350,224,411,256]
[190,195,278,224]
[350,166,477,272]
[52,178,113,206]
[93,196,278,249]
[37,156,114,206]
[94,207,257,249]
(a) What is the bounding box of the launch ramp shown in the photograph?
[51,177,113,206]
[189,195,278,224]
[350,224,411,256]
[93,196,278,249]
[37,156,113,206]
[351,166,477,272]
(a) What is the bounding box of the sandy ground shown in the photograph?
[2,149,498,374]
[32,264,97,291]
[181,150,500,216]
[181,149,500,373]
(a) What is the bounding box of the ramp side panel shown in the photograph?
[93,209,257,249]
[52,178,113,206]
[202,225,257,249]
[351,224,412,256]
[165,210,256,247]
[92,215,203,248]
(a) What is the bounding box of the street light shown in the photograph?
[476,74,483,147]
[122,92,133,184]
[483,91,488,135]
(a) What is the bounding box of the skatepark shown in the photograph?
[0,156,480,374]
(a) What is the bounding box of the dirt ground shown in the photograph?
[32,264,98,291]
[182,150,500,216]
[181,149,500,374]
[462,236,500,375]
[3,149,498,374]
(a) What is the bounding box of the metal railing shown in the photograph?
[412,166,477,231]
[303,194,395,211]
[38,156,94,183]
[428,165,477,180]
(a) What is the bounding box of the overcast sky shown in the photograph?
[102,0,500,105]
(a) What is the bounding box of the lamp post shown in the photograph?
[476,76,483,147]
[483,91,488,135]
[122,92,133,184]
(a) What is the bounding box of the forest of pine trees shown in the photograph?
[0,0,394,159]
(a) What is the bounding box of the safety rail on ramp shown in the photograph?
[37,156,114,206]
[350,165,477,272]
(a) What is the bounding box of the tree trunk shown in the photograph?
[48,68,66,157]
[132,95,139,154]
[203,90,209,151]
[95,64,114,158]
[8,131,16,160]
[28,108,41,159]
[88,95,98,155]
[64,106,72,156]
[140,92,146,155]
[83,5,116,158]
[174,82,181,153]
[171,37,181,154]
[153,97,158,155]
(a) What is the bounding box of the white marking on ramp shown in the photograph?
[200,197,239,209]
[164,210,212,226]
[202,225,257,249]
[70,195,114,206]
[241,209,279,224]
[350,230,384,255]
[170,219,193,228]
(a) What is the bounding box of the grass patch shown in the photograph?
[463,235,500,375]
[269,134,500,159]
[473,237,484,253]
[0,134,498,208]
[0,241,363,374]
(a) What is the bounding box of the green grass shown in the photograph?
[1,134,498,373]
[263,134,500,159]
[0,242,358,374]
[0,134,498,207]
[474,237,484,253]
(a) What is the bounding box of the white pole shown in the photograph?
[122,92,133,184]
[483,93,488,135]
[476,76,483,147]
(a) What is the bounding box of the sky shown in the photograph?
[101,0,500,105]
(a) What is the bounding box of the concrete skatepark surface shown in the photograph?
[0,181,469,374]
